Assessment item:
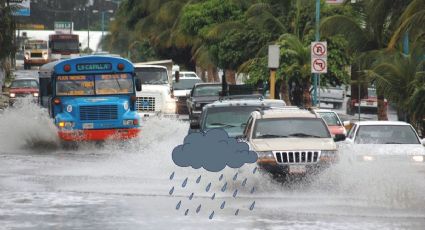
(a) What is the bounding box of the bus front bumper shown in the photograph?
[58,128,140,141]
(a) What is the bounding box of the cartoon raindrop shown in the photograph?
[233,172,238,181]
[235,209,240,216]
[242,178,247,187]
[169,186,175,195]
[189,192,194,200]
[182,177,188,188]
[220,201,226,209]
[196,175,201,183]
[250,186,255,194]
[206,182,211,192]
[209,211,215,219]
[196,204,202,213]
[219,174,224,181]
[185,209,189,216]
[176,200,182,210]
[221,182,227,192]
[211,193,216,200]
[253,167,258,174]
[169,171,175,180]
[249,201,256,211]
[233,189,238,198]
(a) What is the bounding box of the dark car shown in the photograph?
[187,83,222,125]
[191,99,286,137]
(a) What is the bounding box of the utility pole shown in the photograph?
[313,0,320,106]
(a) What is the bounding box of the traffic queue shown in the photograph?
[4,55,425,182]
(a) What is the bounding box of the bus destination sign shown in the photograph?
[76,63,112,72]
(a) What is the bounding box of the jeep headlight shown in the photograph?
[257,151,274,162]
[412,156,424,162]
[320,150,337,162]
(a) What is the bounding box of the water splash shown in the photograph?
[249,201,256,211]
[211,193,216,200]
[169,186,174,195]
[235,209,240,216]
[209,211,215,220]
[185,209,189,216]
[233,189,238,198]
[253,167,257,174]
[169,171,175,180]
[176,200,182,210]
[250,186,255,194]
[221,182,227,192]
[196,204,201,213]
[220,201,226,209]
[196,175,201,183]
[182,177,188,188]
[242,178,247,187]
[233,172,238,181]
[206,182,211,192]
[219,174,224,181]
[189,192,194,200]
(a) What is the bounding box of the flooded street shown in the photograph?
[1,104,425,230]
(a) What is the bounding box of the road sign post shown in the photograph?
[268,45,280,99]
[311,41,327,106]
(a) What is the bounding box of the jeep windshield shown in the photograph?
[173,78,202,90]
[135,67,168,84]
[204,106,260,136]
[56,74,134,96]
[253,118,331,139]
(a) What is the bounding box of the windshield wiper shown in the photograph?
[258,134,288,138]
[385,141,405,144]
[209,122,237,128]
[288,133,322,138]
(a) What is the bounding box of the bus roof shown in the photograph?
[39,56,134,77]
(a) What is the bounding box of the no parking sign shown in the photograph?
[311,42,327,74]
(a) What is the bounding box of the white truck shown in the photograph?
[133,60,179,118]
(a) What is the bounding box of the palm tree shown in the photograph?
[321,0,412,120]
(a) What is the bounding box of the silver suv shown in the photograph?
[242,107,344,178]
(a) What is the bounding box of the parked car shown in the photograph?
[187,83,222,125]
[346,87,388,115]
[242,107,345,179]
[317,85,345,109]
[192,99,286,137]
[172,72,203,114]
[8,78,39,106]
[316,109,348,136]
[344,121,425,163]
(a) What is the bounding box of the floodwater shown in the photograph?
[0,102,425,230]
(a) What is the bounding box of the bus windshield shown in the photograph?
[51,40,79,51]
[56,74,134,96]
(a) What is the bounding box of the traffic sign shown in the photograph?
[311,42,327,73]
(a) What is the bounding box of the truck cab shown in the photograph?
[23,40,49,69]
[133,60,178,118]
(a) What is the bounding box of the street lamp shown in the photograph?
[92,9,114,41]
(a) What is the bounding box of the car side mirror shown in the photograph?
[135,79,142,92]
[174,71,180,83]
[334,134,346,142]
[346,94,351,98]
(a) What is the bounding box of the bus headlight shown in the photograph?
[58,121,74,129]
[43,53,48,59]
[9,93,16,98]
[412,156,424,162]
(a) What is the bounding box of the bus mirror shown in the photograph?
[174,71,180,83]
[135,79,142,91]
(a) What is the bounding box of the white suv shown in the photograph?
[242,107,344,177]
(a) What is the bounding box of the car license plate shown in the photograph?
[83,123,94,129]
[289,165,306,174]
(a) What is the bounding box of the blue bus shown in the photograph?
[38,56,141,141]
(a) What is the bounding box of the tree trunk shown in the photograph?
[207,66,215,82]
[377,92,388,120]
[302,78,312,107]
[225,69,236,84]
[280,75,291,105]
